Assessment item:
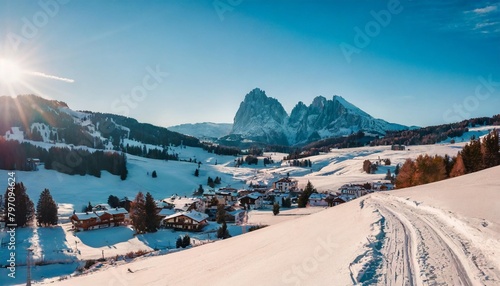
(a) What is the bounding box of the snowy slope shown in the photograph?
[439,125,500,144]
[51,166,500,286]
[0,146,241,212]
[0,139,487,285]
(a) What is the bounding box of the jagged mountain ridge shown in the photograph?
[228,88,408,146]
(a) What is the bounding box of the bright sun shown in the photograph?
[0,58,24,84]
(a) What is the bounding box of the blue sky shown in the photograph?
[0,0,499,127]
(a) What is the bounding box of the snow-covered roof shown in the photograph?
[104,208,128,215]
[93,203,111,210]
[72,212,98,220]
[157,208,175,217]
[228,209,244,216]
[241,192,263,200]
[163,197,200,205]
[308,193,327,200]
[275,177,296,183]
[163,210,208,223]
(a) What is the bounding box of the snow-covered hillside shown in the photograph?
[0,140,468,215]
[1,131,496,285]
[50,166,500,286]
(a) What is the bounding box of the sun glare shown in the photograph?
[0,58,24,84]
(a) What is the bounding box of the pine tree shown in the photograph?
[120,153,128,181]
[86,201,93,212]
[194,168,199,177]
[482,130,500,168]
[182,234,191,247]
[414,155,446,185]
[461,139,483,173]
[443,154,455,178]
[194,184,204,196]
[216,204,226,224]
[107,195,120,208]
[152,170,157,178]
[36,188,58,226]
[273,202,280,216]
[298,181,316,208]
[4,182,34,227]
[385,169,392,180]
[144,192,159,233]
[450,153,466,178]
[207,176,215,188]
[395,159,416,189]
[130,192,146,234]
[217,222,230,239]
[176,236,183,248]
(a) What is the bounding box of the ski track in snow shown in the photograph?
[362,194,500,286]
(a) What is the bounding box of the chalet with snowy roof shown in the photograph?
[250,184,269,193]
[162,196,205,213]
[26,158,40,171]
[70,208,128,231]
[331,196,346,206]
[372,181,394,191]
[203,190,238,206]
[239,192,263,209]
[339,184,368,199]
[227,209,245,223]
[162,210,208,231]
[92,203,111,211]
[264,190,291,204]
[273,177,298,192]
[70,212,99,231]
[104,208,128,225]
[156,208,175,219]
[308,193,328,207]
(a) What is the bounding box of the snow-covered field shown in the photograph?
[49,165,500,286]
[0,141,466,215]
[1,135,498,285]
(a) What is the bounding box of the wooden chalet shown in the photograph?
[239,192,263,209]
[162,210,208,231]
[70,208,128,231]
[70,212,99,231]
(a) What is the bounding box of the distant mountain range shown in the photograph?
[1,90,409,151]
[221,88,408,146]
[168,122,233,139]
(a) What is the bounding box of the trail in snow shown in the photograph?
[366,194,500,286]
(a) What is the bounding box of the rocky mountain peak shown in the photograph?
[228,88,408,146]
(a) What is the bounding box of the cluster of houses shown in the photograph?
[69,177,394,232]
